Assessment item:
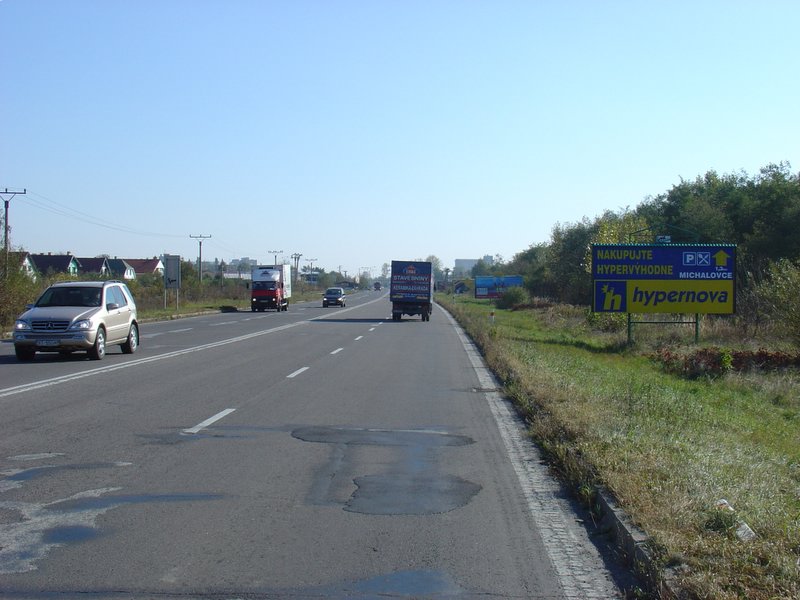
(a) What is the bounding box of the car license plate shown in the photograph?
[37,339,60,347]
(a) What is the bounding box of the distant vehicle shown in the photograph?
[390,260,433,321]
[322,287,346,308]
[13,280,139,361]
[251,264,292,312]
[373,281,382,291]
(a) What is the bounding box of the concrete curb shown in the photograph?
[595,486,682,599]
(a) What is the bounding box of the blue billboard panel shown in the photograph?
[475,275,524,299]
[591,244,736,314]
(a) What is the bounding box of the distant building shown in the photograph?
[454,255,494,277]
[124,257,165,277]
[7,251,37,280]
[107,258,136,280]
[230,257,257,269]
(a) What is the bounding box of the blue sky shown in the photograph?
[2,1,798,276]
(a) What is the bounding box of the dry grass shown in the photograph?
[439,294,800,599]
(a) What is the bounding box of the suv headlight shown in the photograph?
[68,319,93,331]
[14,320,31,331]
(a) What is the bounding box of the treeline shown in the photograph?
[468,162,800,340]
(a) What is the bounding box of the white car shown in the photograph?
[13,280,139,361]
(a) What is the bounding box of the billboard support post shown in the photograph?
[626,313,700,345]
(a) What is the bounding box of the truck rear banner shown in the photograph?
[390,261,433,302]
[591,244,736,314]
[390,260,434,321]
[474,275,523,299]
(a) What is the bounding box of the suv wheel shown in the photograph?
[121,323,139,354]
[90,327,106,360]
[15,346,36,361]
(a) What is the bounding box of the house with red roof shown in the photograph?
[124,257,165,278]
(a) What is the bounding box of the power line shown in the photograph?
[12,190,267,260]
[23,190,185,239]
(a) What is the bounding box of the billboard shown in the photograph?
[591,244,736,314]
[475,275,524,299]
[163,254,181,290]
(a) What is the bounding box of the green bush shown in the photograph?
[0,269,40,329]
[758,259,800,344]
[495,286,528,309]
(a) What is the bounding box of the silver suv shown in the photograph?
[13,281,139,361]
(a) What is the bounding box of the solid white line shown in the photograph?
[182,408,236,435]
[441,307,620,599]
[3,297,387,401]
[330,348,343,355]
[305,295,385,322]
[0,321,304,399]
[286,366,310,378]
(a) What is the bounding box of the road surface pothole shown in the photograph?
[291,426,473,447]
[346,473,480,515]
[291,426,481,515]
[306,569,467,597]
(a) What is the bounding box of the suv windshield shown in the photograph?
[36,286,102,308]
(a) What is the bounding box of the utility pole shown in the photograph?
[2,188,26,279]
[291,253,302,280]
[190,234,211,282]
[268,249,283,266]
[305,258,317,285]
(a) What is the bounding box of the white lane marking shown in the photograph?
[0,322,304,399]
[442,307,622,599]
[209,321,237,327]
[3,298,387,401]
[287,367,310,378]
[330,348,343,355]
[354,336,363,341]
[182,408,236,435]
[369,327,376,331]
[141,327,192,339]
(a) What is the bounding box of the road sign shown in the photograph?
[164,254,181,290]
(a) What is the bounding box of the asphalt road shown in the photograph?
[0,292,626,599]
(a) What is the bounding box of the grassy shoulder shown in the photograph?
[438,293,799,600]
